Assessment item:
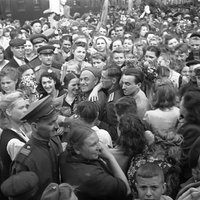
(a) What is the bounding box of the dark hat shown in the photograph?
[81,67,101,78]
[30,34,48,45]
[190,32,200,39]
[195,67,200,76]
[37,45,55,54]
[17,64,32,75]
[186,60,200,67]
[9,38,26,47]
[63,72,77,88]
[189,136,200,169]
[1,171,39,200]
[31,19,42,26]
[20,95,57,122]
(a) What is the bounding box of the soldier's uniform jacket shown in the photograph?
[11,136,62,200]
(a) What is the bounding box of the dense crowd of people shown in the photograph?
[0,2,200,200]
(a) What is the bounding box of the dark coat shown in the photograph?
[60,152,127,200]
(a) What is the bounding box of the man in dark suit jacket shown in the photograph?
[3,38,26,70]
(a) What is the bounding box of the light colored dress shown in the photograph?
[143,106,180,137]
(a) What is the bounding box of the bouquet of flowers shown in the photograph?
[142,60,158,83]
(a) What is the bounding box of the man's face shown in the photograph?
[80,70,97,93]
[0,76,17,94]
[174,51,188,63]
[36,114,59,139]
[62,40,72,53]
[39,53,53,66]
[92,58,106,70]
[140,26,149,37]
[11,45,25,59]
[100,70,113,89]
[113,52,125,68]
[136,176,165,200]
[24,40,34,55]
[115,26,124,37]
[34,42,47,53]
[121,75,139,96]
[32,22,42,34]
[144,51,157,63]
[189,64,200,78]
[190,39,200,52]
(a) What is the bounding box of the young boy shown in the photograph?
[135,162,173,200]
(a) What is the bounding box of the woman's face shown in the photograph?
[0,49,4,62]
[110,30,116,39]
[181,66,190,78]
[41,76,56,94]
[1,76,17,94]
[62,40,72,53]
[67,78,79,96]
[73,46,86,62]
[77,132,101,160]
[140,26,149,37]
[96,38,107,52]
[112,40,123,51]
[8,98,29,123]
[24,40,34,55]
[167,38,179,51]
[22,69,35,79]
[123,39,133,52]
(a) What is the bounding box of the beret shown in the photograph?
[29,34,48,45]
[189,136,200,169]
[31,19,42,26]
[1,171,39,200]
[37,45,55,54]
[81,67,101,78]
[20,95,57,122]
[9,38,26,47]
[186,60,200,67]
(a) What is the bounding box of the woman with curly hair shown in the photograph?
[110,113,149,173]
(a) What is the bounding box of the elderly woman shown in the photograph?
[59,120,131,200]
[0,91,30,185]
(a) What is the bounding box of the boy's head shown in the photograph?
[136,162,166,200]
[91,53,107,70]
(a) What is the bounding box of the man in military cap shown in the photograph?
[34,45,60,83]
[3,38,27,70]
[28,34,49,69]
[11,95,63,200]
[31,19,42,34]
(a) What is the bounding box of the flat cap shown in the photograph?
[81,67,101,78]
[30,34,48,45]
[20,95,57,122]
[1,171,39,200]
[9,38,26,47]
[37,45,55,54]
[31,19,42,26]
[186,60,200,67]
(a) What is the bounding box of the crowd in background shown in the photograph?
[0,2,200,200]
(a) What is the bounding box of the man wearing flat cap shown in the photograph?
[11,95,63,200]
[28,34,49,69]
[34,45,60,83]
[3,38,27,70]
